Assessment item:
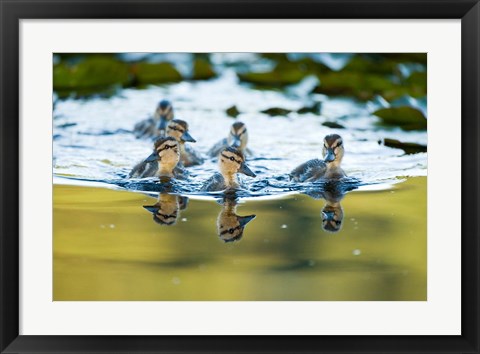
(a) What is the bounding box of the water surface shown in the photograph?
[54,177,426,301]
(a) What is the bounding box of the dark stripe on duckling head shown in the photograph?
[324,134,343,148]
[154,136,177,148]
[154,137,178,153]
[169,119,188,132]
[153,212,178,225]
[220,224,242,236]
[224,146,244,159]
[221,228,245,243]
[220,147,245,165]
[231,122,247,136]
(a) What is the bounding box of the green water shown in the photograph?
[53,177,426,301]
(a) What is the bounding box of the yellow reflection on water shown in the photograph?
[53,177,426,301]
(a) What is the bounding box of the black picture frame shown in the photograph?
[1,1,479,353]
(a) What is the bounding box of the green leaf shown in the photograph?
[261,107,292,116]
[192,59,216,80]
[373,107,427,131]
[226,105,240,118]
[53,56,130,91]
[133,62,182,84]
[383,138,427,154]
[322,121,345,129]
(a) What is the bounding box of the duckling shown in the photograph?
[201,147,256,192]
[208,122,251,157]
[133,99,174,139]
[166,119,204,167]
[322,201,344,233]
[129,137,180,178]
[143,193,189,226]
[217,197,256,242]
[321,184,345,233]
[290,134,346,182]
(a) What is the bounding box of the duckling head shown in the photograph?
[144,137,180,175]
[321,203,344,233]
[143,194,180,226]
[219,147,256,178]
[227,122,248,150]
[217,206,256,243]
[155,100,174,131]
[166,119,196,143]
[322,134,344,166]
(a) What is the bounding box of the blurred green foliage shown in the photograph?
[374,106,427,130]
[52,53,427,131]
[192,58,217,80]
[132,62,182,84]
[53,56,130,96]
[383,138,427,154]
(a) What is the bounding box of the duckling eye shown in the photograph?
[229,156,235,161]
[165,146,169,149]
[229,228,235,234]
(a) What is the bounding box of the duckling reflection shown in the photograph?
[134,99,174,139]
[166,119,204,167]
[217,197,256,243]
[290,134,346,182]
[143,193,189,226]
[302,181,347,233]
[208,122,251,157]
[321,187,345,233]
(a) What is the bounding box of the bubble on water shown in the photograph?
[109,224,115,229]
[281,224,288,229]
[181,218,187,222]
[172,277,181,285]
[352,249,361,256]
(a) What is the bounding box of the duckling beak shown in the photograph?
[231,136,242,148]
[181,130,196,143]
[324,149,336,163]
[238,214,256,227]
[238,162,256,177]
[157,118,168,131]
[144,152,158,163]
[143,205,159,213]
